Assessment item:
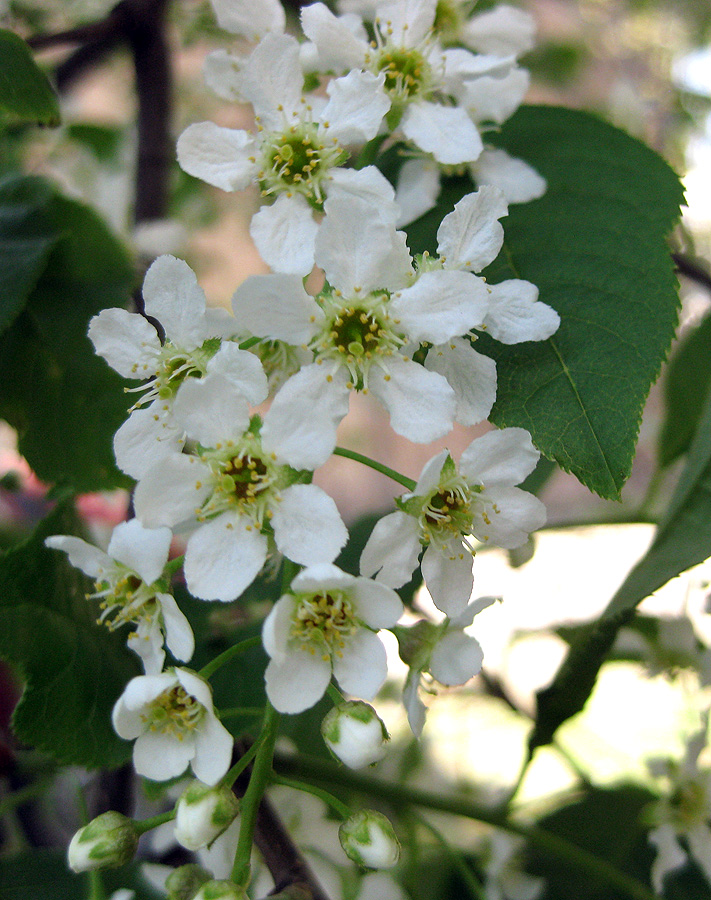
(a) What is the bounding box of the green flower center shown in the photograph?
[376,46,429,100]
[89,567,160,633]
[127,337,220,410]
[290,591,358,660]
[145,685,205,739]
[670,780,708,828]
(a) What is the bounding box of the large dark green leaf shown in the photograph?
[407,106,684,499]
[531,385,711,751]
[0,175,135,493]
[0,29,60,126]
[0,504,140,768]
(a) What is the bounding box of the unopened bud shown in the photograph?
[322,701,389,768]
[174,780,240,851]
[67,811,139,873]
[339,810,400,870]
[165,864,212,900]
[192,880,248,900]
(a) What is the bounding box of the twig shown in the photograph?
[672,252,711,294]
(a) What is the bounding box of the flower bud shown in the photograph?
[67,811,139,873]
[165,864,212,900]
[174,779,240,851]
[339,810,400,870]
[321,701,389,768]
[192,880,248,900]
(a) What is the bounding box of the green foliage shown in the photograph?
[407,106,684,499]
[0,174,135,493]
[658,310,711,467]
[0,503,140,769]
[531,385,711,751]
[0,29,60,126]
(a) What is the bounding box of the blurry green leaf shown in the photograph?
[531,385,711,751]
[0,29,60,126]
[522,41,587,85]
[66,122,124,161]
[407,106,683,500]
[658,311,711,467]
[0,175,135,492]
[0,503,140,769]
[0,174,57,333]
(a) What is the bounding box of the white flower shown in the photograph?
[177,32,390,275]
[174,780,240,851]
[301,0,494,165]
[262,563,402,713]
[321,700,389,768]
[89,255,262,479]
[112,667,233,785]
[361,428,547,616]
[339,810,400,870]
[133,378,348,603]
[232,194,496,468]
[647,721,711,891]
[45,519,193,674]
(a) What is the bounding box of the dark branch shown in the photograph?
[673,252,711,294]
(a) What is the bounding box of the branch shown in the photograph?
[672,252,711,294]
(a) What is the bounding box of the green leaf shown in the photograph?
[0,175,58,334]
[531,385,711,751]
[0,29,60,126]
[0,503,140,768]
[406,106,684,499]
[0,175,135,492]
[658,310,711,467]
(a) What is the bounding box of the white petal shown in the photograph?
[206,342,269,406]
[300,3,367,71]
[44,535,110,579]
[112,693,145,741]
[460,427,539,486]
[403,668,427,736]
[400,102,483,165]
[133,730,194,781]
[471,148,546,204]
[142,255,208,349]
[172,374,250,447]
[328,166,399,222]
[368,357,456,444]
[210,0,285,40]
[461,5,536,57]
[394,158,440,227]
[231,273,321,344]
[113,407,184,480]
[108,519,171,585]
[242,33,302,124]
[315,198,413,294]
[250,195,319,277]
[177,122,256,192]
[262,595,294,660]
[360,512,421,588]
[421,541,473,617]
[273,484,348,565]
[261,364,350,469]
[265,652,332,713]
[323,70,390,145]
[184,513,268,601]
[687,824,711,886]
[389,270,489,344]
[378,0,436,45]
[127,619,165,675]
[204,50,247,102]
[176,667,215,711]
[483,280,560,344]
[134,455,211,528]
[430,630,483,685]
[414,450,448,495]
[333,629,388,699]
[193,715,234,785]
[450,595,499,629]
[473,485,547,548]
[158,593,195,663]
[292,563,355,595]
[650,825,687,892]
[88,308,159,378]
[436,186,508,272]
[463,67,530,125]
[351,577,403,629]
[424,338,496,426]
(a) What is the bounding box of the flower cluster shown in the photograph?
[54,0,561,892]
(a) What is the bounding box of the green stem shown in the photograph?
[199,635,261,681]
[239,336,262,350]
[415,813,487,900]
[221,739,262,789]
[271,773,352,819]
[231,702,281,888]
[333,447,416,491]
[274,753,661,900]
[134,809,175,836]
[89,870,107,900]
